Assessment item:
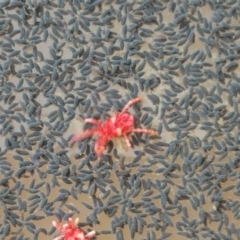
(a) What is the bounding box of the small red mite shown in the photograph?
[52,217,96,240]
[70,97,157,157]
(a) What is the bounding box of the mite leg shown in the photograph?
[85,118,101,125]
[67,217,75,228]
[120,97,142,114]
[53,236,63,240]
[74,218,79,226]
[85,231,96,238]
[70,129,96,143]
[131,128,157,135]
[94,137,108,158]
[52,221,62,231]
[76,233,85,239]
[123,133,131,147]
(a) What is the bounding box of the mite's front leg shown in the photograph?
[70,129,96,144]
[120,97,142,114]
[85,118,101,125]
